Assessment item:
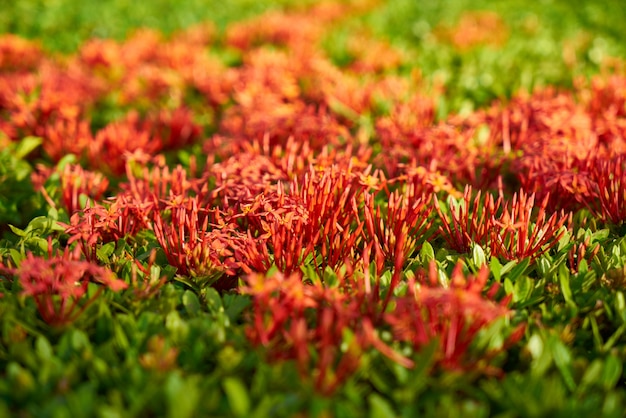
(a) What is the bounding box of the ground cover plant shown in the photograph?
[1,0,626,416]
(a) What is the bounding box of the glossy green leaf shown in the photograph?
[471,243,486,268]
[490,256,502,281]
[548,334,575,391]
[14,136,42,160]
[223,377,250,417]
[558,263,576,310]
[601,354,622,390]
[368,393,396,418]
[183,290,201,316]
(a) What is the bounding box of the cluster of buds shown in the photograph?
[436,186,571,263]
[243,259,524,394]
[0,247,127,326]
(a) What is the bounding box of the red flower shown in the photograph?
[59,164,110,215]
[587,155,626,225]
[436,186,570,263]
[150,196,239,289]
[89,112,159,175]
[241,269,412,395]
[0,250,126,326]
[364,182,434,268]
[435,186,500,254]
[0,34,43,71]
[64,198,149,261]
[386,262,525,374]
[489,190,571,262]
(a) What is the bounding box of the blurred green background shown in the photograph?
[1,0,625,113]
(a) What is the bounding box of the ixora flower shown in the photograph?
[0,251,127,326]
[241,270,412,396]
[436,186,571,262]
[241,256,525,394]
[385,263,525,374]
[588,155,626,225]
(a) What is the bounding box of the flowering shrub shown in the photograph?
[0,250,127,326]
[2,1,626,416]
[436,186,571,262]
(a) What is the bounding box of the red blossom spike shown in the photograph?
[89,112,160,175]
[41,115,93,162]
[292,165,370,274]
[436,186,571,263]
[150,195,238,288]
[435,185,500,254]
[363,182,434,270]
[490,190,571,262]
[587,155,626,225]
[0,65,102,151]
[0,34,43,71]
[241,269,412,396]
[385,262,525,374]
[64,196,149,261]
[568,235,600,274]
[0,250,126,326]
[140,107,202,151]
[58,164,109,215]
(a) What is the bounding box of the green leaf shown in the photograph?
[35,336,53,362]
[32,237,50,253]
[113,321,130,351]
[6,362,35,395]
[27,216,65,234]
[499,260,518,277]
[490,257,502,281]
[14,136,42,160]
[9,249,24,266]
[166,372,200,418]
[96,242,116,264]
[183,290,201,316]
[165,311,189,342]
[223,377,250,417]
[203,287,223,314]
[616,292,626,323]
[407,339,437,395]
[528,333,551,377]
[368,393,396,418]
[579,359,603,391]
[549,334,575,391]
[56,153,77,170]
[471,243,486,268]
[558,263,577,310]
[503,278,514,297]
[603,324,626,352]
[557,228,572,252]
[507,258,530,282]
[8,224,26,237]
[536,256,551,277]
[420,241,435,264]
[591,229,610,242]
[223,294,251,322]
[513,276,532,303]
[601,354,622,390]
[173,274,199,292]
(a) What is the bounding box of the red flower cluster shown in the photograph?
[4,1,626,395]
[32,163,110,215]
[0,249,126,326]
[436,186,571,262]
[386,263,524,374]
[242,261,523,394]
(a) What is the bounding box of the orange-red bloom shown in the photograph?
[0,250,126,326]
